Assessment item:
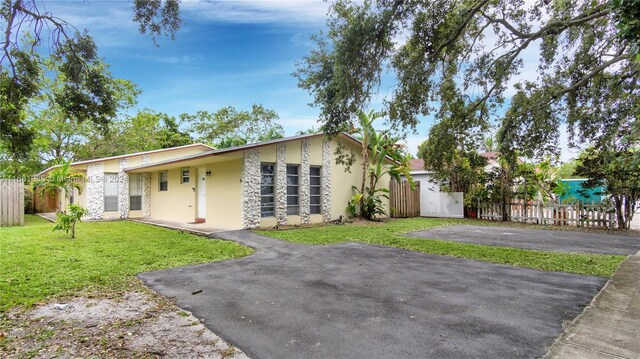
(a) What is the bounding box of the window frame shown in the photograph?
[286,164,300,215]
[180,168,190,184]
[158,171,168,191]
[103,173,119,212]
[129,174,143,211]
[260,163,276,217]
[309,166,322,215]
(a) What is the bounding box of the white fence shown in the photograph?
[1,179,25,226]
[479,199,617,228]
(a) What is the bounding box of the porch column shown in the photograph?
[275,143,287,226]
[300,139,311,224]
[321,139,332,222]
[142,173,151,217]
[242,148,261,228]
[118,158,129,218]
[86,162,104,219]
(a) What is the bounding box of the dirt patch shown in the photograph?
[0,286,247,358]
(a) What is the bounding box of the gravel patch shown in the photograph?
[1,289,247,358]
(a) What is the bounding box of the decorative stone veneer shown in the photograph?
[321,139,332,222]
[86,162,104,219]
[275,143,287,226]
[242,149,261,228]
[299,139,311,224]
[141,155,151,217]
[118,158,129,218]
[142,173,151,217]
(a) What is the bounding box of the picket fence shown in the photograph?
[479,199,616,228]
[0,179,25,226]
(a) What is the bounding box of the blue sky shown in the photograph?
[45,0,577,159]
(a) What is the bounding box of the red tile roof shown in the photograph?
[479,152,499,160]
[409,158,425,171]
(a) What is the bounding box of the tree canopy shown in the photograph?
[183,104,284,149]
[1,0,182,158]
[296,0,639,159]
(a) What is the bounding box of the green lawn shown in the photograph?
[258,218,625,277]
[0,215,252,311]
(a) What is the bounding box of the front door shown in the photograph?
[197,167,207,221]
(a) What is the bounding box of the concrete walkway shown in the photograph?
[545,252,640,359]
[129,217,236,235]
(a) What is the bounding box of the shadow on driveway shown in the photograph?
[139,230,606,359]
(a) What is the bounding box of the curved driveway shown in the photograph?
[139,230,606,359]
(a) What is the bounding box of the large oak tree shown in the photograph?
[296,0,639,156]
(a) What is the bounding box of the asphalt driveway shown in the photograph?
[406,225,640,255]
[139,230,606,359]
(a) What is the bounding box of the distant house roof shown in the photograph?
[409,158,425,172]
[479,152,499,160]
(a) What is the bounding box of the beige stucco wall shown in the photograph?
[204,159,243,229]
[149,168,196,222]
[329,138,391,220]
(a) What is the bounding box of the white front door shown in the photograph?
[197,167,207,219]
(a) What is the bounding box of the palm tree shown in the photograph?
[32,160,87,238]
[33,160,84,207]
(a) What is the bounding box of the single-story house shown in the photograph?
[35,133,389,229]
[407,159,463,218]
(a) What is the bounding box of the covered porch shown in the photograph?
[125,151,244,229]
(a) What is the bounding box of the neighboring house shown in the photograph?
[35,133,389,229]
[479,152,500,172]
[557,179,605,203]
[407,159,463,218]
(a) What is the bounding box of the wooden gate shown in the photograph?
[389,180,420,218]
[1,179,25,226]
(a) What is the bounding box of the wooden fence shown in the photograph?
[1,179,25,226]
[390,180,421,218]
[479,199,616,228]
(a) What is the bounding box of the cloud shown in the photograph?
[181,0,330,25]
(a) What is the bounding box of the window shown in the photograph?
[260,164,275,217]
[104,173,118,212]
[286,165,299,215]
[69,187,75,204]
[310,166,321,214]
[181,168,190,184]
[129,174,142,211]
[159,171,168,191]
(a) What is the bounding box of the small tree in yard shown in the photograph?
[53,204,89,239]
[32,160,88,238]
[576,146,640,230]
[345,110,414,220]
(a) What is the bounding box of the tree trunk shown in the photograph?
[72,221,76,239]
[613,195,625,230]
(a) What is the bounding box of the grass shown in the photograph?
[257,217,625,277]
[0,215,253,311]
